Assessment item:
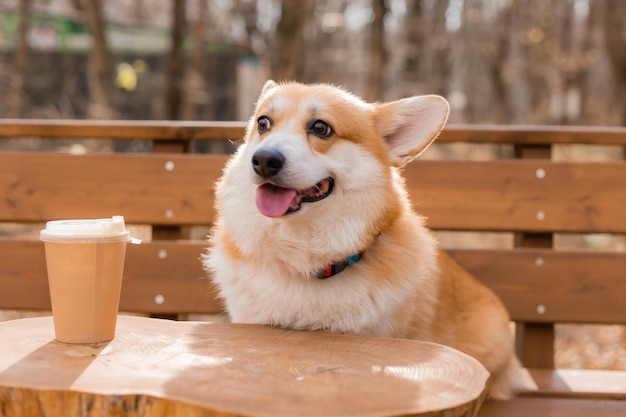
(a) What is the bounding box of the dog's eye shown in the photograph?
[308,120,333,139]
[257,116,272,134]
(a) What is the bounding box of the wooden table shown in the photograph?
[0,316,489,417]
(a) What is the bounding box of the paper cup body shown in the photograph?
[40,216,130,344]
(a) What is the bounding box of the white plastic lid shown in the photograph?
[40,215,131,243]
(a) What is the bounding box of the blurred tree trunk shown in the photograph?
[457,0,478,122]
[579,0,614,125]
[503,0,531,123]
[7,0,32,118]
[271,0,314,82]
[80,0,114,119]
[233,0,262,118]
[604,0,626,125]
[235,0,258,45]
[165,0,187,120]
[492,2,513,122]
[399,0,423,96]
[555,2,579,124]
[421,0,449,96]
[366,0,387,102]
[182,0,207,120]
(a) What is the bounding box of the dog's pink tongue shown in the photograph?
[256,184,297,217]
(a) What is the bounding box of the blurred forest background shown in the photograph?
[1,0,626,126]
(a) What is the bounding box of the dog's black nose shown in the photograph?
[252,148,286,178]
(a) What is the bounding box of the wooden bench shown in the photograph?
[1,120,625,416]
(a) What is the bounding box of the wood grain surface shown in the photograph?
[0,316,489,417]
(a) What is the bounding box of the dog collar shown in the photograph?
[316,232,381,280]
[317,251,365,279]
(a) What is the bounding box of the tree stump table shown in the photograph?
[0,316,489,417]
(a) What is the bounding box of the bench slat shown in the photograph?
[3,153,626,233]
[448,249,626,324]
[408,160,626,233]
[0,119,246,140]
[2,240,624,324]
[0,240,221,314]
[0,152,227,225]
[524,368,626,400]
[440,124,626,145]
[3,120,626,145]
[122,241,222,314]
[478,397,626,417]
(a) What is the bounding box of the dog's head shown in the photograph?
[216,81,448,262]
[242,80,449,218]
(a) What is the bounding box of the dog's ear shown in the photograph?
[377,95,449,167]
[261,80,279,95]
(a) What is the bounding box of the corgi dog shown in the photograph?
[204,80,525,399]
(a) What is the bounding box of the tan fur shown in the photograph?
[204,81,525,399]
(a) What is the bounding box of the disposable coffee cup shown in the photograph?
[40,216,131,344]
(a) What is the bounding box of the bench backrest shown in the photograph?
[1,120,625,369]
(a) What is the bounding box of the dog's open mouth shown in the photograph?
[256,178,334,217]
